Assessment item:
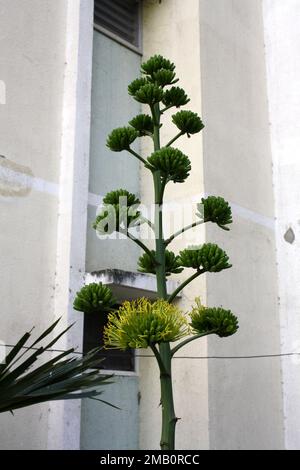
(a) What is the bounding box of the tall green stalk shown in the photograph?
[152,103,176,450]
[75,54,239,451]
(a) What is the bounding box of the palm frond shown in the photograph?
[0,319,113,413]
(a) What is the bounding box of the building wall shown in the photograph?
[85,31,141,273]
[141,0,286,450]
[263,0,300,450]
[0,0,297,451]
[81,30,141,450]
[0,0,68,449]
[200,0,284,449]
[81,377,139,450]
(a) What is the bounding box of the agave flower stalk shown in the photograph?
[75,54,238,450]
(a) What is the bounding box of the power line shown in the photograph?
[138,352,300,360]
[0,343,299,360]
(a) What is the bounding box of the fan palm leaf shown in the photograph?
[0,319,114,413]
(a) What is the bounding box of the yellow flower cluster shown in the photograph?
[104,298,189,350]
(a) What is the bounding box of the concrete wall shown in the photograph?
[85,31,141,273]
[0,0,67,449]
[0,0,96,450]
[81,30,141,450]
[263,0,300,450]
[200,0,284,449]
[139,0,286,451]
[0,0,296,452]
[81,376,139,450]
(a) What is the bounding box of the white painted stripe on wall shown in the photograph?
[0,166,275,230]
[88,191,102,207]
[87,190,275,230]
[230,201,275,231]
[0,165,102,206]
[0,164,59,197]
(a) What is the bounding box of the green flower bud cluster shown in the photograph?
[73,282,116,314]
[178,243,232,272]
[103,189,140,207]
[106,127,138,152]
[141,55,177,87]
[141,55,176,77]
[190,298,238,337]
[172,110,204,137]
[128,56,189,108]
[128,77,148,96]
[104,298,189,350]
[93,189,142,235]
[162,87,190,108]
[197,196,232,231]
[138,250,183,276]
[145,147,191,183]
[134,84,164,105]
[129,114,154,136]
[151,69,177,87]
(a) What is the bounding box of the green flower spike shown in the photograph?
[197,196,232,230]
[162,87,190,108]
[104,298,189,350]
[178,243,232,272]
[138,250,183,276]
[93,189,142,235]
[73,283,116,314]
[172,110,204,137]
[107,127,138,152]
[145,147,191,183]
[128,77,149,96]
[152,69,177,87]
[141,55,175,76]
[190,298,238,337]
[93,208,118,235]
[103,189,140,207]
[129,114,154,136]
[134,83,164,105]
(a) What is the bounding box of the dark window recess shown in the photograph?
[94,0,140,47]
[83,309,135,372]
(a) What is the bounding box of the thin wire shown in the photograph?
[138,352,300,360]
[0,343,299,360]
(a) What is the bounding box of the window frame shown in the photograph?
[83,269,180,376]
[93,0,143,56]
[82,306,137,375]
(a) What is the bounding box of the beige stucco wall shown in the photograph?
[263,0,300,449]
[0,0,288,451]
[0,0,67,449]
[200,0,284,449]
[141,0,285,450]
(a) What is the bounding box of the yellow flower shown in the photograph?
[104,298,189,350]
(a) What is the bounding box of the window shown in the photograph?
[94,0,141,49]
[82,271,179,372]
[83,308,135,372]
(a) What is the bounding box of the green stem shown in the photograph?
[151,102,177,450]
[165,220,204,246]
[126,231,155,261]
[158,342,177,450]
[144,218,155,231]
[128,148,147,165]
[160,104,173,114]
[166,131,184,147]
[171,331,217,357]
[150,343,167,376]
[168,269,205,303]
